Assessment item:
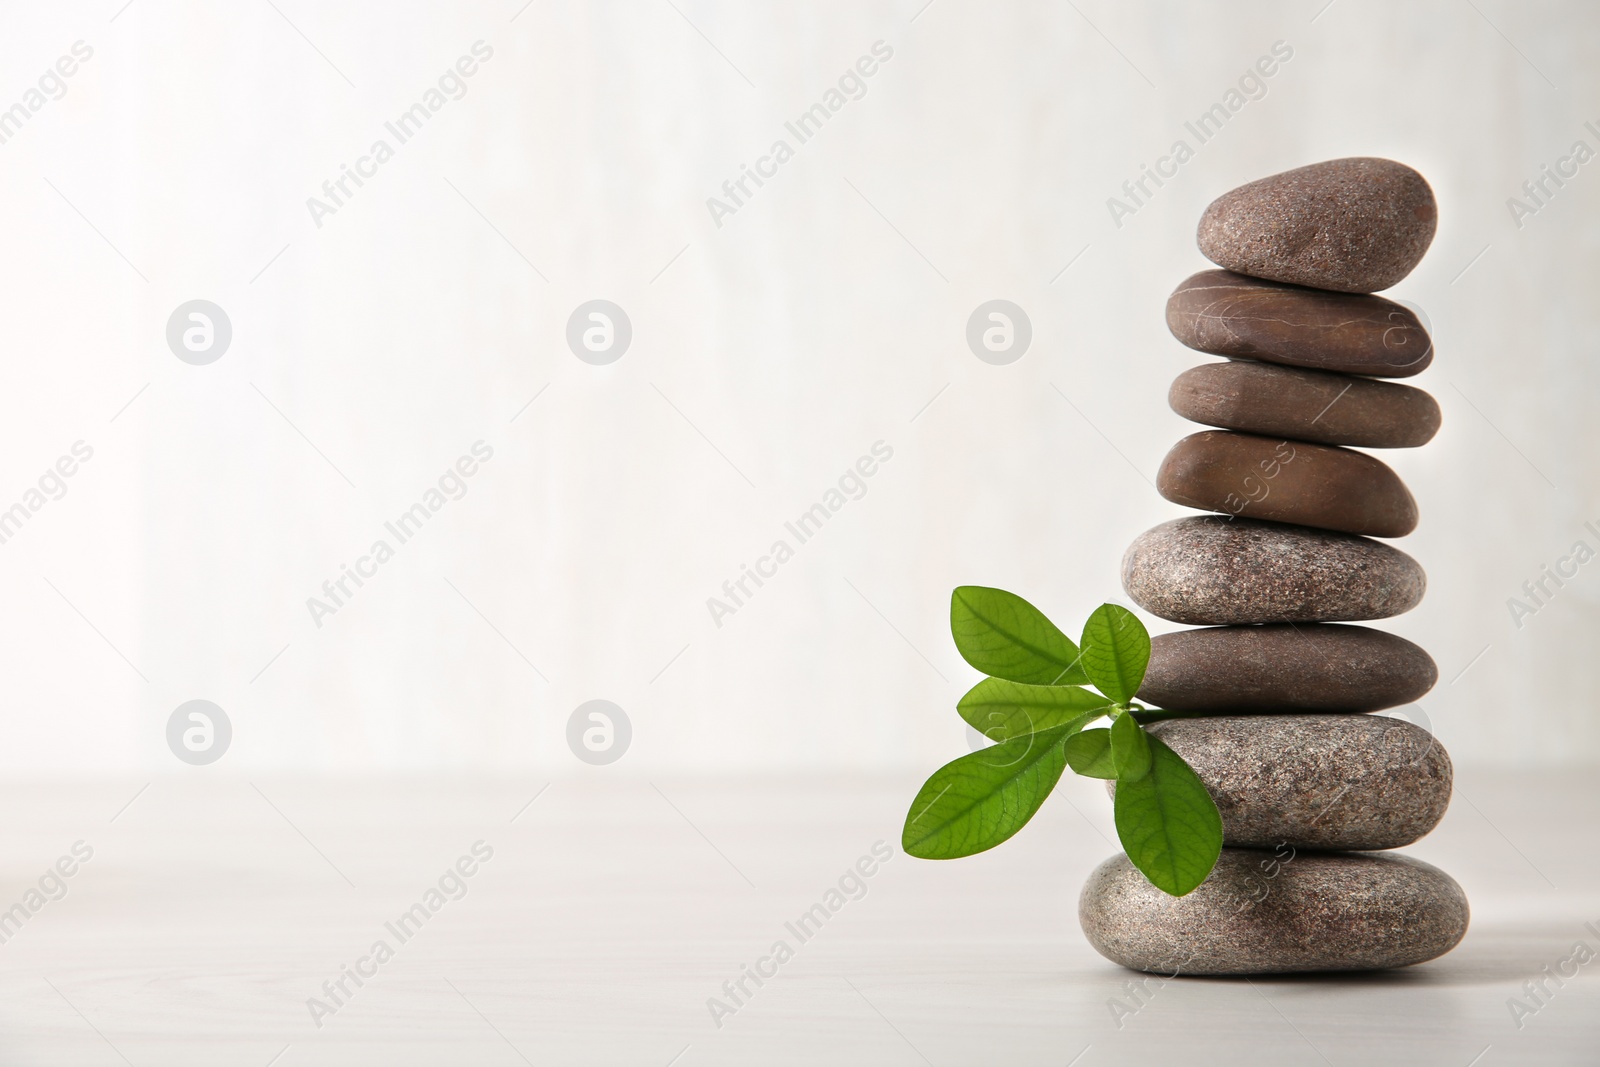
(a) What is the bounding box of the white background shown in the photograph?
[0,0,1595,774]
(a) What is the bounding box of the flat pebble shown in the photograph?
[1197,157,1437,293]
[1079,849,1469,974]
[1166,270,1433,377]
[1122,516,1425,625]
[1125,715,1451,850]
[1137,623,1437,713]
[1170,360,1440,447]
[1158,430,1419,538]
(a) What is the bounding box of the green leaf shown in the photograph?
[1113,736,1223,896]
[902,723,1074,859]
[950,586,1088,685]
[1079,604,1150,704]
[1063,728,1117,779]
[957,679,1113,744]
[1110,713,1152,781]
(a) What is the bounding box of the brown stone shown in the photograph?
[1166,270,1433,378]
[1158,430,1418,538]
[1196,157,1437,293]
[1127,715,1452,850]
[1170,360,1440,446]
[1121,517,1425,625]
[1137,623,1437,713]
[1079,850,1469,974]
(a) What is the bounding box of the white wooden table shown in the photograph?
[0,769,1593,1065]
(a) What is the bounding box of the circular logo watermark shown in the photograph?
[1385,298,1433,371]
[966,723,995,752]
[1392,298,1433,338]
[166,300,232,365]
[1376,702,1433,734]
[566,300,631,365]
[966,300,1031,365]
[566,699,631,765]
[166,700,231,765]
[1375,702,1436,767]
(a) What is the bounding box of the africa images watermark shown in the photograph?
[306,441,494,628]
[705,40,895,228]
[0,440,94,547]
[705,440,894,628]
[306,840,495,1028]
[1106,845,1296,1029]
[0,841,94,946]
[1505,919,1600,1030]
[1105,948,1198,1029]
[0,40,94,148]
[1505,517,1600,630]
[706,840,894,1029]
[306,40,495,229]
[1105,39,1294,229]
[1506,120,1600,229]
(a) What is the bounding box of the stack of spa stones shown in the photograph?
[1079,158,1470,975]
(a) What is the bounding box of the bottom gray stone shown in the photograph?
[1079,849,1468,975]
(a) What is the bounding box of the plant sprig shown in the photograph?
[901,588,1223,897]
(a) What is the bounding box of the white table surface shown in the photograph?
[0,767,1594,1066]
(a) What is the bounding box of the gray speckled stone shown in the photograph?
[1122,516,1425,625]
[1197,158,1437,293]
[1110,715,1451,850]
[1138,624,1437,713]
[1079,849,1469,974]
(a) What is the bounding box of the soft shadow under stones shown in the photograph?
[1098,923,1572,987]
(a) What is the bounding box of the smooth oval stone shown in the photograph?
[1170,360,1440,446]
[1138,623,1437,713]
[1196,157,1437,293]
[1079,850,1468,974]
[1122,517,1425,625]
[1158,430,1418,538]
[1166,270,1433,378]
[1132,715,1452,850]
